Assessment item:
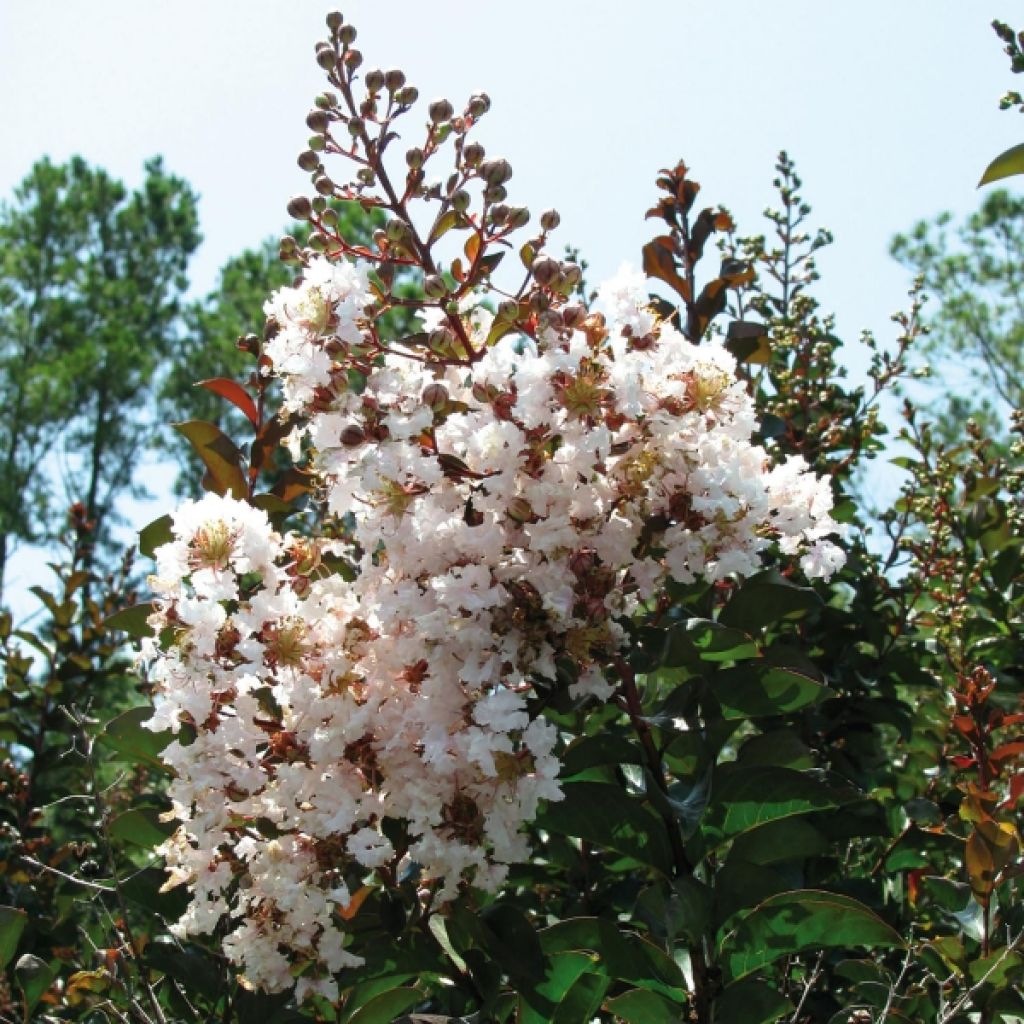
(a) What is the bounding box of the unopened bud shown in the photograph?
[364,69,384,93]
[451,189,470,213]
[497,299,520,322]
[309,231,330,251]
[429,327,454,352]
[397,86,419,106]
[463,142,485,167]
[320,206,339,227]
[507,497,534,523]
[306,109,329,134]
[563,303,586,328]
[506,206,530,229]
[338,25,357,45]
[429,97,454,123]
[532,256,560,287]
[406,147,425,169]
[286,195,312,220]
[297,150,321,172]
[314,175,335,196]
[423,274,447,299]
[480,157,513,186]
[562,263,583,288]
[340,424,366,447]
[540,209,561,231]
[347,116,365,136]
[422,382,449,411]
[326,11,343,30]
[344,48,363,69]
[384,69,406,92]
[490,203,510,225]
[484,185,508,205]
[385,218,407,242]
[315,44,336,70]
[467,93,491,118]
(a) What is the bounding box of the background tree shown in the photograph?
[891,189,1024,444]
[0,156,200,602]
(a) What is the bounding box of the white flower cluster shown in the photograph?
[143,255,845,998]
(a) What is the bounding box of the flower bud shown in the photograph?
[320,206,339,227]
[314,174,335,196]
[529,290,551,313]
[384,68,406,92]
[406,147,425,169]
[308,134,326,152]
[385,218,407,243]
[451,189,470,213]
[297,150,321,172]
[562,263,583,288]
[347,116,365,136]
[344,49,363,69]
[364,68,384,93]
[306,109,330,133]
[397,86,419,106]
[563,303,586,329]
[309,231,330,251]
[463,142,485,167]
[286,195,312,220]
[356,168,376,185]
[314,92,333,110]
[507,497,534,523]
[315,44,336,70]
[326,11,343,30]
[480,158,513,186]
[466,93,491,118]
[340,424,366,447]
[429,327,454,352]
[338,24,357,45]
[484,185,507,205]
[422,382,449,411]
[423,274,447,299]
[540,209,561,231]
[506,206,530,229]
[531,256,560,287]
[497,299,520,322]
[489,203,510,225]
[429,98,455,123]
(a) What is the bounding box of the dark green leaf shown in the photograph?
[536,782,672,874]
[139,513,174,558]
[0,906,27,969]
[98,707,172,773]
[719,571,820,632]
[722,890,905,982]
[714,978,791,1024]
[711,664,833,718]
[108,807,175,849]
[103,603,155,639]
[346,987,422,1024]
[15,954,59,1016]
[663,618,758,667]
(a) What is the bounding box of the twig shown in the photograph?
[788,950,825,1023]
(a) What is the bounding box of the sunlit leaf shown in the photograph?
[979,142,1024,186]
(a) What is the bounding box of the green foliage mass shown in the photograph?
[0,156,200,595]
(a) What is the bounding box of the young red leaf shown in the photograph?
[196,378,259,427]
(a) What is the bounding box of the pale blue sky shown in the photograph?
[0,1,1016,606]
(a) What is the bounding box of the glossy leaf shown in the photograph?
[173,419,248,499]
[605,987,681,1024]
[345,987,422,1024]
[535,782,672,873]
[139,513,173,558]
[108,807,175,849]
[711,664,833,718]
[103,602,155,639]
[98,707,172,773]
[719,570,820,632]
[722,890,905,981]
[714,977,792,1023]
[0,906,27,969]
[979,142,1024,185]
[197,376,259,426]
[702,765,847,849]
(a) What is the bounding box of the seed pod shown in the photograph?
[286,195,312,220]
